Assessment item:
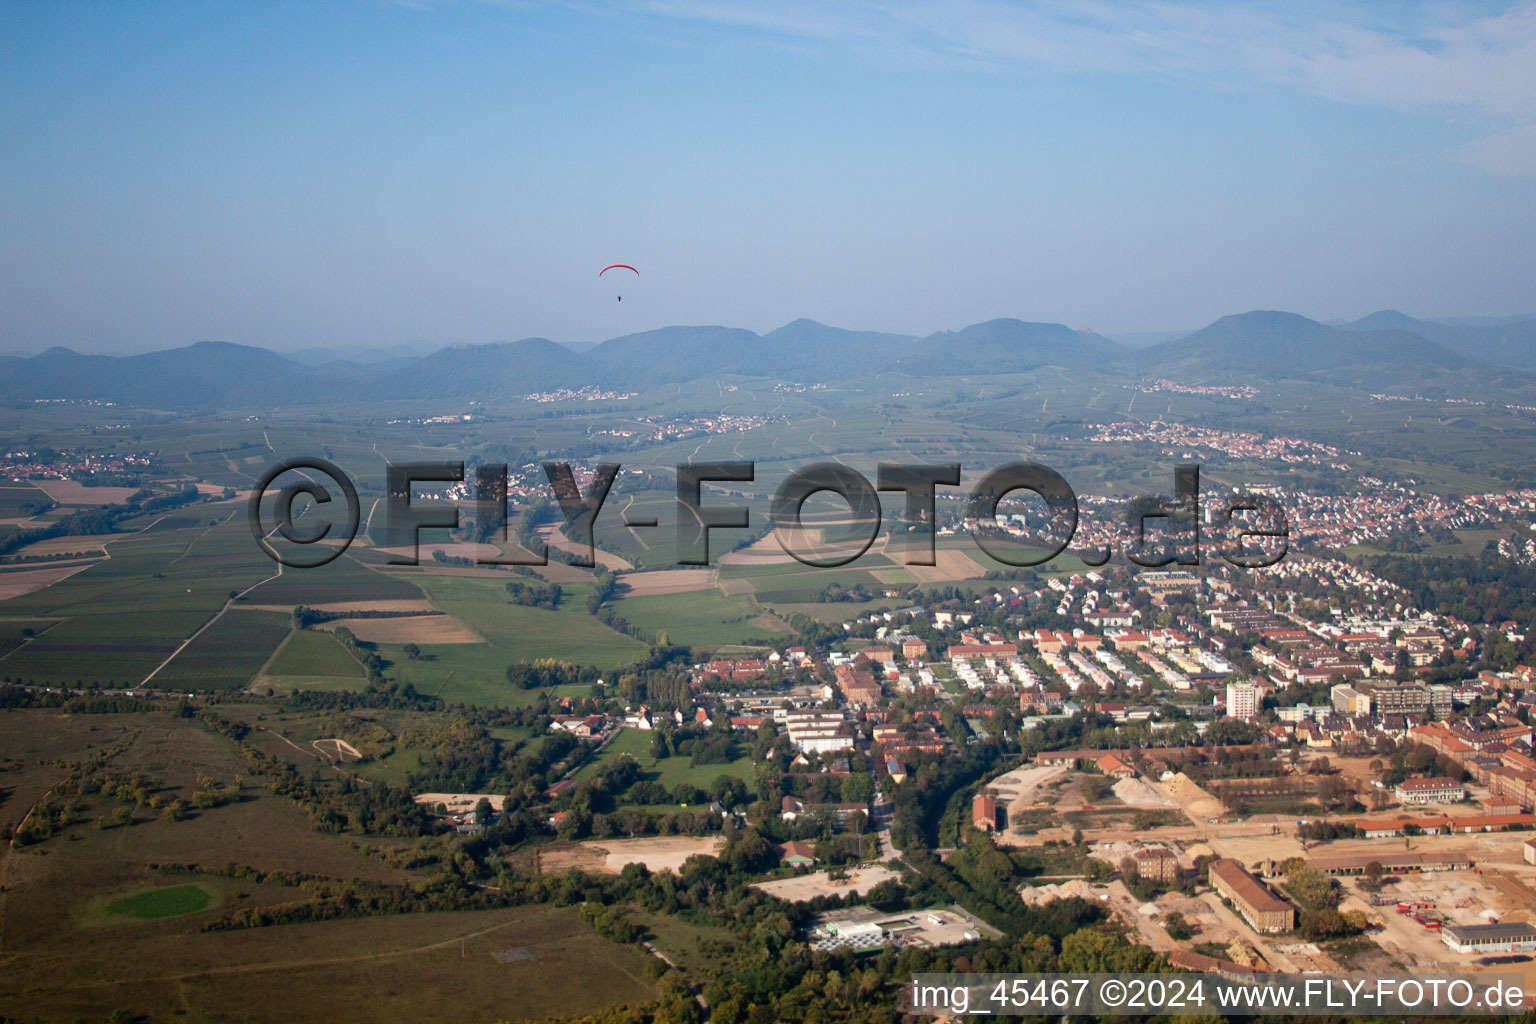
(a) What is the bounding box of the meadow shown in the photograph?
[607,587,787,649]
[0,709,659,1023]
[574,726,756,795]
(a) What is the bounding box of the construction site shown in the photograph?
[990,758,1536,990]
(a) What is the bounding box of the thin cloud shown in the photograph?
[622,0,1536,175]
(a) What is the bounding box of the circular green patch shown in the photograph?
[106,883,213,920]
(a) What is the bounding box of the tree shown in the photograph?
[404,643,422,660]
[840,773,874,806]
[1165,910,1192,940]
[1285,863,1341,910]
[113,805,133,827]
[1362,860,1385,891]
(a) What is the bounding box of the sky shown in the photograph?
[2,0,1536,354]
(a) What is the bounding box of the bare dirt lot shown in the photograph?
[753,864,900,902]
[570,836,726,874]
[1114,777,1179,808]
[717,534,797,566]
[904,548,986,583]
[0,563,99,600]
[981,762,1067,834]
[317,615,483,645]
[618,569,718,596]
[1159,772,1228,823]
[31,481,139,505]
[413,793,507,814]
[9,534,115,557]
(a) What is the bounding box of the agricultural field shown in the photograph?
[0,514,280,686]
[0,482,55,520]
[257,627,368,689]
[152,609,294,690]
[240,553,426,606]
[0,617,60,658]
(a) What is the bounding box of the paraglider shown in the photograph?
[599,263,637,301]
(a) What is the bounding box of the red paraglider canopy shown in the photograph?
[599,264,638,276]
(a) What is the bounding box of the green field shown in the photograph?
[260,627,368,683]
[404,573,648,668]
[575,727,756,794]
[0,482,54,518]
[106,883,215,919]
[239,553,426,605]
[608,587,788,649]
[153,609,294,690]
[0,516,282,685]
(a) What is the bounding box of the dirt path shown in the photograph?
[642,941,709,1014]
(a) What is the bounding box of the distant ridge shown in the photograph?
[1339,310,1536,371]
[1136,311,1472,384]
[899,319,1124,375]
[3,308,1534,409]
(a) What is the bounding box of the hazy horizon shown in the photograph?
[4,1,1536,353]
[5,306,1536,360]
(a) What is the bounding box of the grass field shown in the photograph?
[0,482,54,518]
[105,882,216,919]
[607,588,789,648]
[259,627,368,685]
[402,573,647,668]
[574,727,756,794]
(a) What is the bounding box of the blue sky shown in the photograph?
[3,1,1535,353]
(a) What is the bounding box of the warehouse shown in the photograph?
[1440,922,1536,954]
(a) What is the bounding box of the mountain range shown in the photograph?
[2,309,1533,410]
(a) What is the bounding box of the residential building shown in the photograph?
[1132,847,1181,885]
[1226,681,1259,719]
[1394,777,1467,805]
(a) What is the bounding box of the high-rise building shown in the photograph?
[1226,680,1258,719]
